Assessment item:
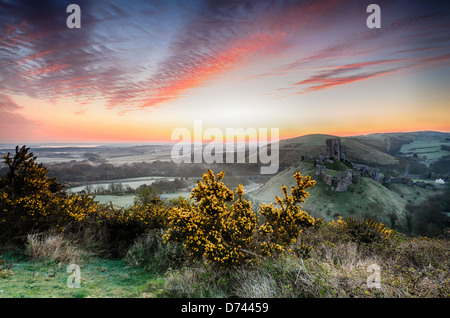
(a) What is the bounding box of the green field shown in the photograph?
[399,136,450,160]
[67,176,177,193]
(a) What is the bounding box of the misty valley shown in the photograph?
[1,130,449,237]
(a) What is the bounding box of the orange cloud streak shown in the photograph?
[140,32,286,109]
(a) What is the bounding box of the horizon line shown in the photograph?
[1,129,450,147]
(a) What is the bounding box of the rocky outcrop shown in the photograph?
[322,173,333,186]
[371,169,380,183]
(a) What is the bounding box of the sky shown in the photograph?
[0,0,449,143]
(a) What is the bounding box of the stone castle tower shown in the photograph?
[325,138,347,160]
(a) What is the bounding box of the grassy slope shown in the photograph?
[348,132,416,153]
[245,161,436,227]
[341,138,398,165]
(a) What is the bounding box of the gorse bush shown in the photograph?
[164,170,259,268]
[258,172,316,256]
[0,146,98,241]
[91,200,169,257]
[329,216,395,244]
[164,169,317,268]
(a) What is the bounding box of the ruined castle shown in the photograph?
[312,138,437,192]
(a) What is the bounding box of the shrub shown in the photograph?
[25,233,85,264]
[124,229,186,272]
[164,169,316,269]
[329,216,394,245]
[257,171,316,256]
[164,170,258,268]
[392,237,449,269]
[163,266,229,298]
[0,146,62,239]
[0,146,99,241]
[92,201,168,257]
[0,256,13,278]
[134,186,163,206]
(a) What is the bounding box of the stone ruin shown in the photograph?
[313,138,356,192]
[311,138,439,192]
[326,138,347,161]
[318,138,349,164]
[315,164,356,192]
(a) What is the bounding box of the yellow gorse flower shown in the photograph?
[257,171,316,256]
[164,169,316,267]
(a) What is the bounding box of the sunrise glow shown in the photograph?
[1,0,449,143]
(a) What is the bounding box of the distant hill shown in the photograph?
[276,133,399,167]
[276,131,450,168]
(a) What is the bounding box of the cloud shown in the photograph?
[0,93,21,112]
[292,51,450,93]
[1,0,449,113]
[294,64,406,93]
[269,3,450,95]
[1,0,354,113]
[127,0,354,110]
[0,94,38,141]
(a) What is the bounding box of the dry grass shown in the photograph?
[163,267,228,298]
[25,232,88,264]
[233,270,278,298]
[161,234,449,298]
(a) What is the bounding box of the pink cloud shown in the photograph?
[0,94,39,141]
[292,52,450,93]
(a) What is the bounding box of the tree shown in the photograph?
[134,185,163,206]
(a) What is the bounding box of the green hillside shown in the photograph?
[348,132,416,153]
[245,161,436,229]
